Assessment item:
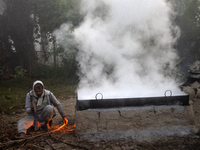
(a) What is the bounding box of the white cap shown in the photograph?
[33,80,44,91]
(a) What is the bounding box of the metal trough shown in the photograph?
[75,90,194,141]
[76,93,189,111]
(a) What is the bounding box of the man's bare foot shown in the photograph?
[12,132,26,140]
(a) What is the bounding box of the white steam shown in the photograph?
[54,0,186,100]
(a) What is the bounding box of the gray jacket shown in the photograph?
[25,89,65,118]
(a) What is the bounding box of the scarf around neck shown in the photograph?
[33,90,45,106]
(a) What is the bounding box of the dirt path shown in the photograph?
[1,97,200,149]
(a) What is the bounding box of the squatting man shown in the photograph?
[17,80,68,138]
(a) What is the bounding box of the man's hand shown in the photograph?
[63,115,68,125]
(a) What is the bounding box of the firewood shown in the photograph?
[45,139,56,150]
[0,123,66,149]
[49,134,89,150]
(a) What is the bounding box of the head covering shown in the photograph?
[33,80,44,91]
[32,80,45,104]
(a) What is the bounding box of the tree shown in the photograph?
[173,0,200,72]
[0,0,83,79]
[31,0,82,67]
[0,0,37,76]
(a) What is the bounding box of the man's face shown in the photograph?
[34,87,43,97]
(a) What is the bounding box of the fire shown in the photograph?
[64,124,76,132]
[50,124,76,133]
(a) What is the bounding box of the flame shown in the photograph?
[64,124,76,132]
[50,124,76,133]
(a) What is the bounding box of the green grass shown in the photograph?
[0,77,78,115]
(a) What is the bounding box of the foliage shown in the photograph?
[31,0,82,66]
[0,69,3,76]
[34,62,79,80]
[0,0,37,76]
[0,0,82,79]
[31,0,82,33]
[0,78,32,114]
[14,66,27,79]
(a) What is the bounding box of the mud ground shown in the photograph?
[1,96,200,150]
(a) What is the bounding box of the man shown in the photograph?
[17,80,68,138]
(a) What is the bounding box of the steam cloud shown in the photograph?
[54,0,186,100]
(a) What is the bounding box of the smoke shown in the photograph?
[0,0,5,15]
[54,0,185,99]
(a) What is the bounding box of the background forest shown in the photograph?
[0,0,200,80]
[0,0,82,80]
[0,0,83,114]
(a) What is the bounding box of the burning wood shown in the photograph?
[50,124,76,133]
[0,123,76,149]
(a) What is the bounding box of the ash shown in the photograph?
[81,126,195,142]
